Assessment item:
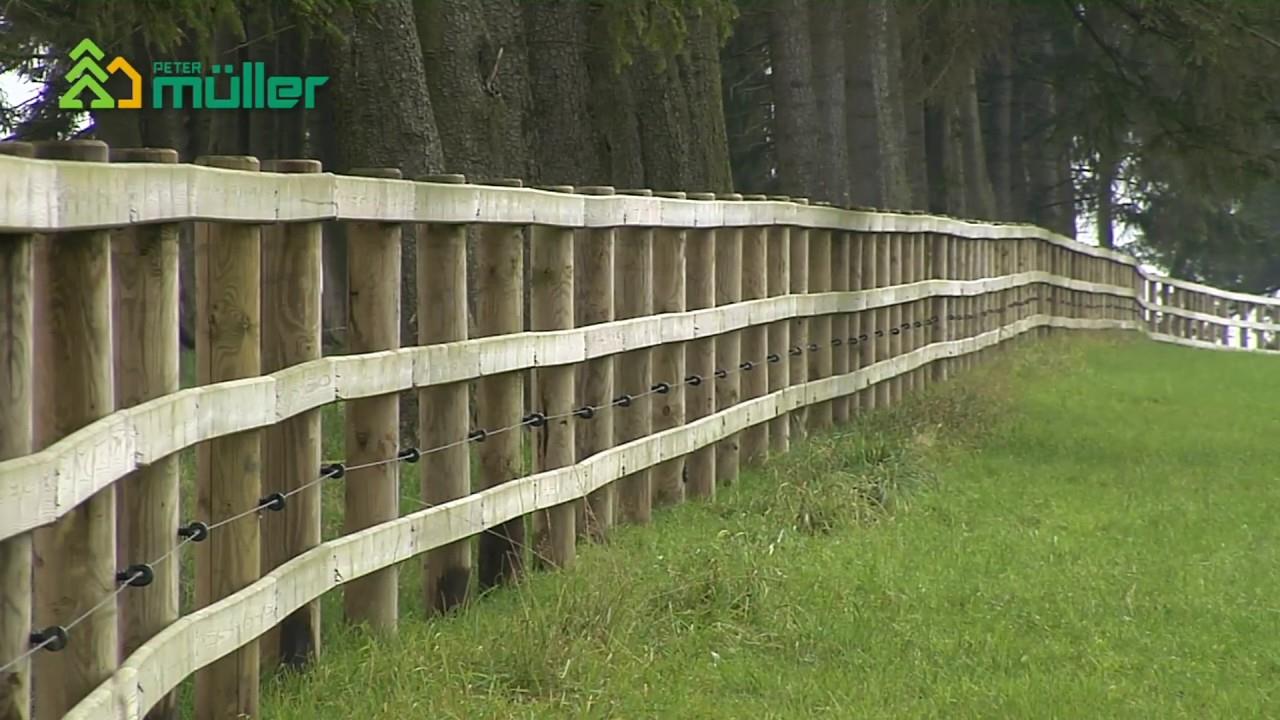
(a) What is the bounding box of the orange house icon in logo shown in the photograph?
[59,39,142,110]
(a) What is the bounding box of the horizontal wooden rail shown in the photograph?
[0,155,1136,265]
[0,271,1138,542]
[63,311,1146,720]
[1138,299,1280,333]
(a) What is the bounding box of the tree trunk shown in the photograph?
[722,5,775,194]
[629,48,693,191]
[331,0,445,443]
[768,0,820,199]
[681,5,734,193]
[808,1,850,205]
[1097,148,1117,248]
[960,66,997,219]
[845,2,881,207]
[524,0,606,186]
[869,0,912,209]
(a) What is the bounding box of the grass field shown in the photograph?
[231,334,1280,718]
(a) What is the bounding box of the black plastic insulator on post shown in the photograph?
[321,462,346,479]
[789,346,803,357]
[30,626,68,652]
[739,361,754,371]
[767,353,781,363]
[468,428,488,443]
[259,492,287,512]
[714,368,729,379]
[684,375,703,386]
[523,411,547,428]
[398,447,422,463]
[178,521,210,542]
[574,405,596,419]
[613,394,633,408]
[117,563,155,587]
[651,382,671,394]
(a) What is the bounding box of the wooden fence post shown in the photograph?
[916,231,930,387]
[888,231,904,404]
[475,178,527,588]
[108,147,181,720]
[684,193,718,500]
[765,197,791,454]
[860,226,879,409]
[849,230,867,412]
[714,193,744,486]
[420,173,472,612]
[260,158,323,668]
[740,196,769,463]
[830,229,851,424]
[808,223,833,430]
[615,189,655,524]
[575,187,617,536]
[875,229,892,404]
[30,140,117,720]
[651,192,687,506]
[344,167,403,629]
[932,231,949,384]
[0,140,34,720]
[193,154,263,720]
[788,199,811,435]
[531,185,577,567]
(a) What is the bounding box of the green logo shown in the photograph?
[58,38,327,111]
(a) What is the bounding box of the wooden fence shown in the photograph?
[0,139,1277,720]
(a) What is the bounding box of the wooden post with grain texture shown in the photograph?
[788,199,811,435]
[30,140,117,720]
[108,147,181,720]
[740,195,769,463]
[887,232,904,404]
[931,231,950,384]
[874,230,892,404]
[615,189,655,523]
[860,227,878,410]
[475,178,527,589]
[651,192,687,506]
[530,185,577,567]
[420,173,472,612]
[684,193,718,500]
[344,167,403,628]
[765,196,791,454]
[807,223,832,430]
[915,232,929,388]
[0,140,34,720]
[830,229,851,424]
[714,193,744,486]
[575,187,617,536]
[260,158,323,669]
[193,154,263,720]
[849,231,867,412]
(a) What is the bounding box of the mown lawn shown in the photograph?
[253,334,1280,718]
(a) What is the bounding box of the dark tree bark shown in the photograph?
[330,0,445,442]
[524,0,606,186]
[681,5,734,193]
[845,2,881,207]
[722,4,776,194]
[630,48,692,191]
[768,0,820,199]
[808,1,850,205]
[870,0,912,209]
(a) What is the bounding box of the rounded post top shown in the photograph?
[349,167,403,179]
[618,188,653,197]
[537,185,576,193]
[196,155,260,171]
[654,191,687,199]
[714,192,744,201]
[793,197,810,205]
[578,186,615,196]
[686,192,717,201]
[424,173,466,184]
[743,194,768,201]
[486,177,524,188]
[109,147,179,164]
[263,158,323,174]
[767,195,792,202]
[34,139,108,162]
[0,141,35,158]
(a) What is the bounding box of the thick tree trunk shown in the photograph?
[331,0,445,443]
[959,67,997,219]
[845,3,881,207]
[768,0,820,199]
[722,5,775,194]
[1097,148,1117,248]
[524,1,606,186]
[681,5,734,193]
[869,0,912,209]
[988,48,1015,219]
[584,5,645,188]
[808,1,850,205]
[630,49,693,191]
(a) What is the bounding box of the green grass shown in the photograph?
[239,334,1278,717]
